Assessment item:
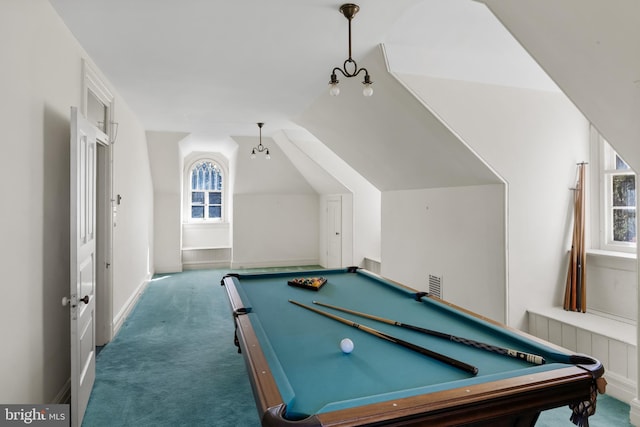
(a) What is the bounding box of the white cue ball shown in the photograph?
[340,338,354,354]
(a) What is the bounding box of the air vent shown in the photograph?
[428,275,442,299]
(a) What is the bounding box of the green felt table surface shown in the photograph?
[227,268,573,420]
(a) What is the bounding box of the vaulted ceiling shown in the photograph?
[49,0,640,180]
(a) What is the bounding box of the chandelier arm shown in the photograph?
[332,67,348,79]
[333,65,369,80]
[349,66,369,79]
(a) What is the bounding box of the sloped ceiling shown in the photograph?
[479,0,640,169]
[232,134,317,195]
[48,0,635,190]
[297,45,502,191]
[48,0,550,153]
[271,131,350,195]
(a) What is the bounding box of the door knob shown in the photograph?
[62,295,90,308]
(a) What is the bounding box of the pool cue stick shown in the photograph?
[578,163,587,313]
[576,167,584,310]
[289,300,478,375]
[571,186,579,311]
[564,187,578,310]
[313,301,546,365]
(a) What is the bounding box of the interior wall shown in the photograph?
[0,0,154,403]
[382,184,506,321]
[232,194,320,268]
[111,101,155,325]
[586,253,637,321]
[146,131,187,273]
[396,74,590,329]
[283,132,381,265]
[480,0,640,172]
[298,47,502,269]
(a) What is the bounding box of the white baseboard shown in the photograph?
[182,260,231,270]
[630,398,640,426]
[604,371,637,404]
[53,378,71,404]
[112,274,151,337]
[230,258,319,269]
[154,263,183,274]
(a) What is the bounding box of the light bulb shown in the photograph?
[329,83,340,96]
[362,83,373,97]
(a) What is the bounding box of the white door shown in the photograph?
[327,198,342,268]
[68,106,102,426]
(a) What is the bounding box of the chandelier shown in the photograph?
[328,3,373,97]
[250,122,270,159]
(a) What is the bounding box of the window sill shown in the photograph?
[182,246,231,251]
[586,249,636,260]
[183,222,229,227]
[586,249,637,271]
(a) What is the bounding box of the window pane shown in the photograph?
[191,161,223,190]
[192,206,204,218]
[616,154,631,170]
[209,206,221,218]
[192,191,204,204]
[204,166,211,189]
[209,192,221,205]
[192,168,200,190]
[612,175,636,207]
[613,209,636,242]
[87,90,107,133]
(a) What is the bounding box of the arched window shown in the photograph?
[189,160,223,220]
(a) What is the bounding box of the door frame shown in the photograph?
[82,60,114,345]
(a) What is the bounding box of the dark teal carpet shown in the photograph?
[537,393,632,426]
[83,269,261,426]
[83,268,631,426]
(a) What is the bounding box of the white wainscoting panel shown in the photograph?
[528,308,636,404]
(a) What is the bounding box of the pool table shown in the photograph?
[221,267,605,426]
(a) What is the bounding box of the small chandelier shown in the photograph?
[250,122,270,159]
[328,3,373,97]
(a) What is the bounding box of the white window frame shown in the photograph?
[594,129,637,253]
[182,153,228,224]
[82,59,115,142]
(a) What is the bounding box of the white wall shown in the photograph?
[111,103,155,324]
[147,131,187,273]
[0,0,154,403]
[397,74,590,329]
[382,185,506,321]
[480,0,640,173]
[232,194,320,268]
[586,252,637,322]
[182,223,231,249]
[284,132,382,265]
[232,133,320,268]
